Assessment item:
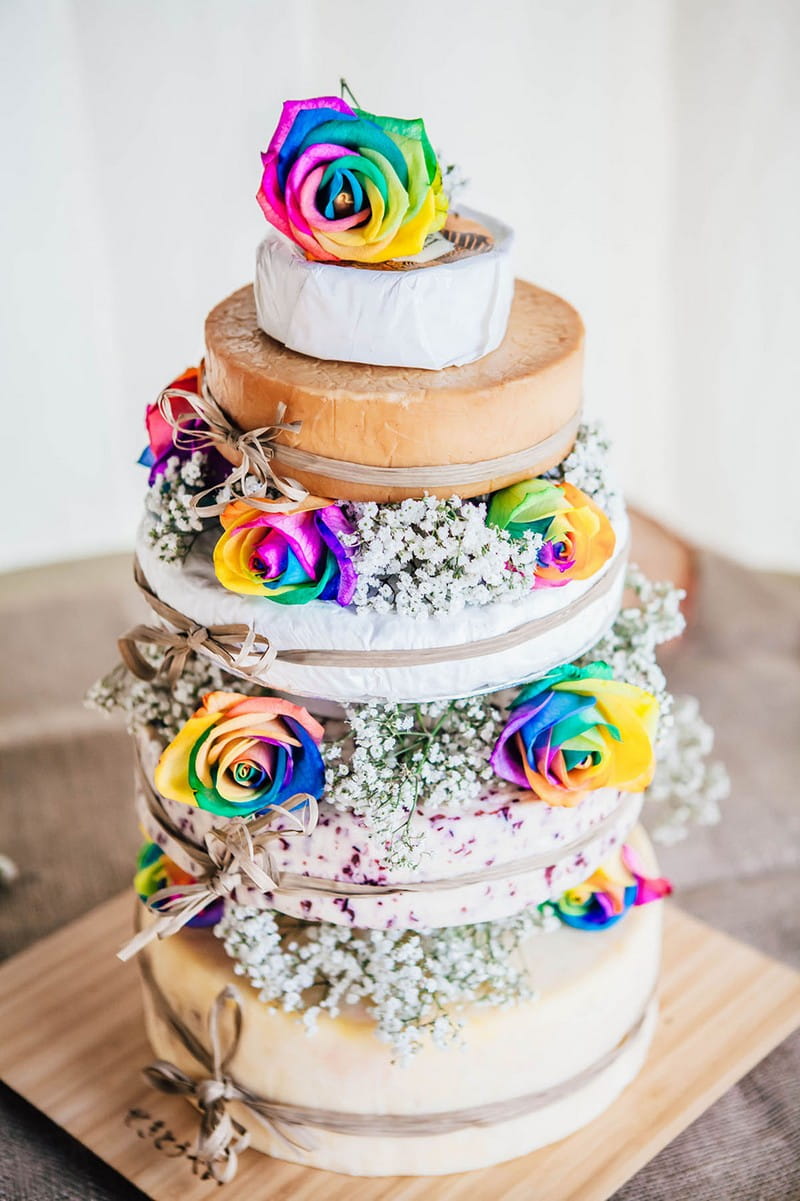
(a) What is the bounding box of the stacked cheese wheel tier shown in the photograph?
[204,278,584,502]
[254,207,515,370]
[139,729,641,929]
[140,827,662,1176]
[135,510,627,704]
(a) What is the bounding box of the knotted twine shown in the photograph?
[158,381,308,514]
[118,559,275,687]
[132,747,641,909]
[120,547,626,687]
[141,973,313,1183]
[159,375,584,509]
[118,780,319,962]
[138,940,656,1184]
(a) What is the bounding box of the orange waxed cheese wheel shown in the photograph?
[203,280,584,503]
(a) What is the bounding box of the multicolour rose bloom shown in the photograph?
[138,365,227,487]
[488,479,616,588]
[552,843,672,930]
[134,841,222,927]
[214,498,357,606]
[490,662,659,806]
[154,691,325,819]
[257,96,448,263]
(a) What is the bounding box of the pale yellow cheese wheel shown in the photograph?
[203,280,584,502]
[140,828,662,1176]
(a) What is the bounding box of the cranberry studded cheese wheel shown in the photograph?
[203,279,584,503]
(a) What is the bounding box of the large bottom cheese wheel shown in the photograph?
[140,828,662,1177]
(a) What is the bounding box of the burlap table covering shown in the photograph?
[0,547,797,1200]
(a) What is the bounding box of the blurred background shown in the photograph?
[1,0,799,570]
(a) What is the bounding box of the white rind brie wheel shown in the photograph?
[253,207,515,370]
[135,511,628,705]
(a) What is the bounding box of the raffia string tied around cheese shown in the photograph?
[158,382,308,513]
[267,406,582,491]
[118,784,319,962]
[143,981,314,1183]
[139,946,655,1182]
[126,545,626,680]
[161,374,584,508]
[143,987,253,1184]
[118,559,276,687]
[134,747,640,906]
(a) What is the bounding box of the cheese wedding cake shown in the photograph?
[90,93,727,1183]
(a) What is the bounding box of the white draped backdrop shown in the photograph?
[2,0,798,571]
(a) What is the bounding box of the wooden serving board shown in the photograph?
[0,894,798,1201]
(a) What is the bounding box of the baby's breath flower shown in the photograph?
[85,650,263,739]
[323,697,504,867]
[545,420,624,523]
[216,903,557,1063]
[143,452,211,564]
[579,563,686,742]
[646,695,729,843]
[343,494,543,616]
[579,565,727,837]
[343,421,620,617]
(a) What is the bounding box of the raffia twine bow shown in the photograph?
[144,984,312,1183]
[118,559,276,687]
[118,794,319,962]
[158,382,308,514]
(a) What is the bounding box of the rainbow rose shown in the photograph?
[138,366,227,486]
[214,498,357,606]
[490,662,658,806]
[154,691,325,819]
[487,479,615,588]
[134,841,222,927]
[257,96,448,263]
[553,843,672,930]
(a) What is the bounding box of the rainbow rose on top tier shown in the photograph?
[553,843,672,930]
[214,498,357,606]
[490,662,658,806]
[257,96,448,263]
[154,691,325,819]
[488,479,616,588]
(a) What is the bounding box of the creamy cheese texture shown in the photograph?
[141,828,662,1175]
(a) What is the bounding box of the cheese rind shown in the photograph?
[253,208,515,371]
[204,279,584,502]
[135,510,627,704]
